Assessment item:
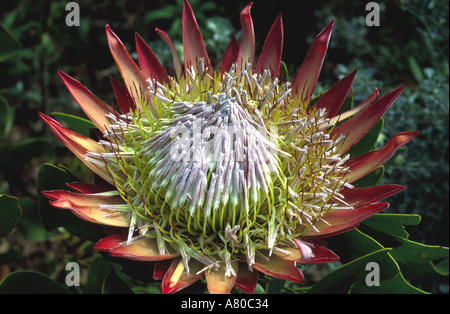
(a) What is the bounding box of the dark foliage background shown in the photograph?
[0,0,448,293]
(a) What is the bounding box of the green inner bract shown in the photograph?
[86,61,351,272]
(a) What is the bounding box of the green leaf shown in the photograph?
[16,196,48,241]
[143,5,177,23]
[359,221,449,267]
[358,214,449,287]
[348,118,384,157]
[102,265,134,294]
[254,283,265,294]
[408,56,424,83]
[37,163,106,241]
[199,1,217,12]
[0,25,21,61]
[337,93,354,116]
[349,229,401,277]
[324,228,429,294]
[307,248,392,294]
[0,194,22,235]
[0,271,70,294]
[390,237,449,265]
[84,249,157,294]
[352,165,385,188]
[0,95,14,139]
[361,213,421,238]
[37,163,78,231]
[328,228,386,263]
[83,256,114,294]
[132,284,161,294]
[431,256,449,276]
[399,259,449,283]
[350,272,427,294]
[100,253,158,283]
[265,279,286,294]
[51,112,96,137]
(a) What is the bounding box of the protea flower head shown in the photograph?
[40,0,419,294]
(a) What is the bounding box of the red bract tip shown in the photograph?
[57,70,118,133]
[256,13,283,77]
[135,32,170,84]
[346,131,420,183]
[236,2,255,72]
[291,20,334,107]
[182,0,211,75]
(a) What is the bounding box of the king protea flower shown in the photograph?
[40,0,419,294]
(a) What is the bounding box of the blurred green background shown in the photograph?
[0,0,448,293]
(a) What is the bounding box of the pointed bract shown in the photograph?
[313,69,357,118]
[302,202,389,238]
[205,262,238,294]
[93,233,125,252]
[333,86,405,155]
[339,184,405,207]
[110,76,135,114]
[161,258,204,294]
[155,28,183,80]
[221,34,239,74]
[58,71,118,133]
[236,2,255,72]
[328,87,379,125]
[42,190,123,206]
[105,25,156,115]
[46,198,130,227]
[256,14,283,77]
[182,0,211,75]
[110,238,178,261]
[153,260,173,280]
[274,240,338,263]
[135,32,170,83]
[345,131,420,183]
[292,239,340,263]
[39,112,113,184]
[291,20,334,108]
[67,182,114,194]
[253,252,304,283]
[234,263,259,294]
